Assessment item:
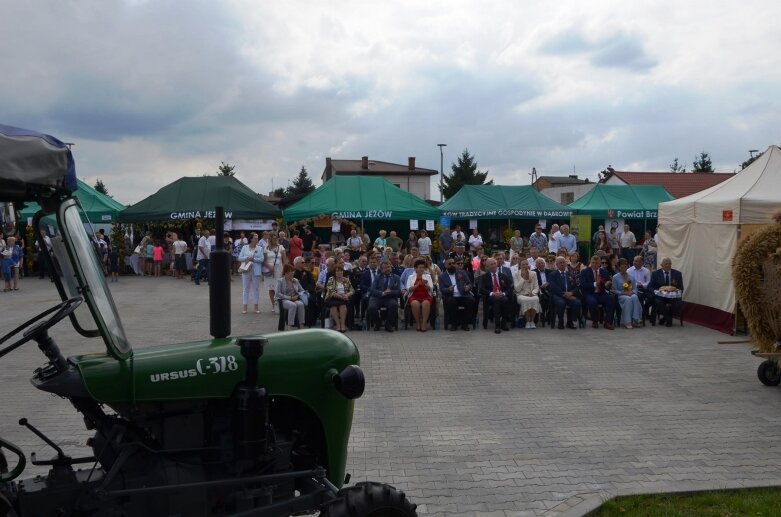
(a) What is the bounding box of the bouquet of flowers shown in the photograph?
[622,281,631,294]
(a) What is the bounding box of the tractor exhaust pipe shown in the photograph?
[210,206,231,339]
[234,337,269,460]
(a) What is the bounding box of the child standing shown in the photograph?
[108,247,120,282]
[152,240,164,278]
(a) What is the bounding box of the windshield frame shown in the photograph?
[54,198,132,359]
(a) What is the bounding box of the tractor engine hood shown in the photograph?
[71,329,360,405]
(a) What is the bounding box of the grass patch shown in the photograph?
[592,487,781,516]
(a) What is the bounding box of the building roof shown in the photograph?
[322,156,437,181]
[535,175,591,186]
[601,171,735,199]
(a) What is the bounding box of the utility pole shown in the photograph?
[437,143,447,202]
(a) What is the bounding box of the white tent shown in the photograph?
[657,145,781,333]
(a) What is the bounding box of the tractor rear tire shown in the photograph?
[319,481,417,517]
[758,360,781,386]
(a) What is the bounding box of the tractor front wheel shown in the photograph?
[320,481,417,517]
[758,360,781,386]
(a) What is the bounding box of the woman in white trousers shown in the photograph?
[238,233,263,314]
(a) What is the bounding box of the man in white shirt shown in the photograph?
[468,229,483,253]
[172,233,189,279]
[627,255,650,288]
[627,255,652,322]
[451,225,465,242]
[194,230,211,285]
[234,232,247,251]
[527,247,540,270]
[620,224,637,261]
[548,224,561,254]
[417,230,432,257]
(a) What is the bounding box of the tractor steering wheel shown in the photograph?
[0,297,83,361]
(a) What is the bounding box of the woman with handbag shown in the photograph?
[275,264,306,330]
[263,234,286,313]
[238,232,263,314]
[325,266,354,332]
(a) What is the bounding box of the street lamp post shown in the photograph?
[437,143,447,202]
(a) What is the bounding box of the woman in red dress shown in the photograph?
[405,259,434,332]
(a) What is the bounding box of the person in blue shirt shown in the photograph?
[556,224,577,255]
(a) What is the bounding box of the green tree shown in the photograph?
[669,158,686,173]
[271,187,286,198]
[741,152,762,170]
[692,152,714,173]
[94,179,109,195]
[217,161,236,176]
[287,166,315,196]
[441,148,492,200]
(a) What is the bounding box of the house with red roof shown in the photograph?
[599,168,735,198]
[322,156,438,200]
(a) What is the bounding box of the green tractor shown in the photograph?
[0,124,417,516]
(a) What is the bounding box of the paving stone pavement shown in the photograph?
[2,275,781,516]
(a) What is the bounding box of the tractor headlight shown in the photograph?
[332,365,365,400]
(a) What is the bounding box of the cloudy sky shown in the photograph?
[2,0,779,204]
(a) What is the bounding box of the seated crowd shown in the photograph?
[245,223,683,333]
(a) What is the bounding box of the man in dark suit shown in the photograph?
[389,252,405,277]
[449,242,473,282]
[479,257,513,333]
[495,252,514,281]
[439,257,476,331]
[579,255,616,330]
[548,256,582,329]
[367,260,401,332]
[647,257,684,327]
[359,254,380,321]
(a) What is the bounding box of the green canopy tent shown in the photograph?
[118,176,280,223]
[20,179,126,224]
[567,184,674,218]
[283,176,440,222]
[568,184,675,257]
[439,185,573,219]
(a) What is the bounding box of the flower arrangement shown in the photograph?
[503,227,514,247]
[431,223,442,254]
[622,281,631,293]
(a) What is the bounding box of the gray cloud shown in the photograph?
[591,35,657,71]
[539,27,657,72]
[539,29,593,55]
